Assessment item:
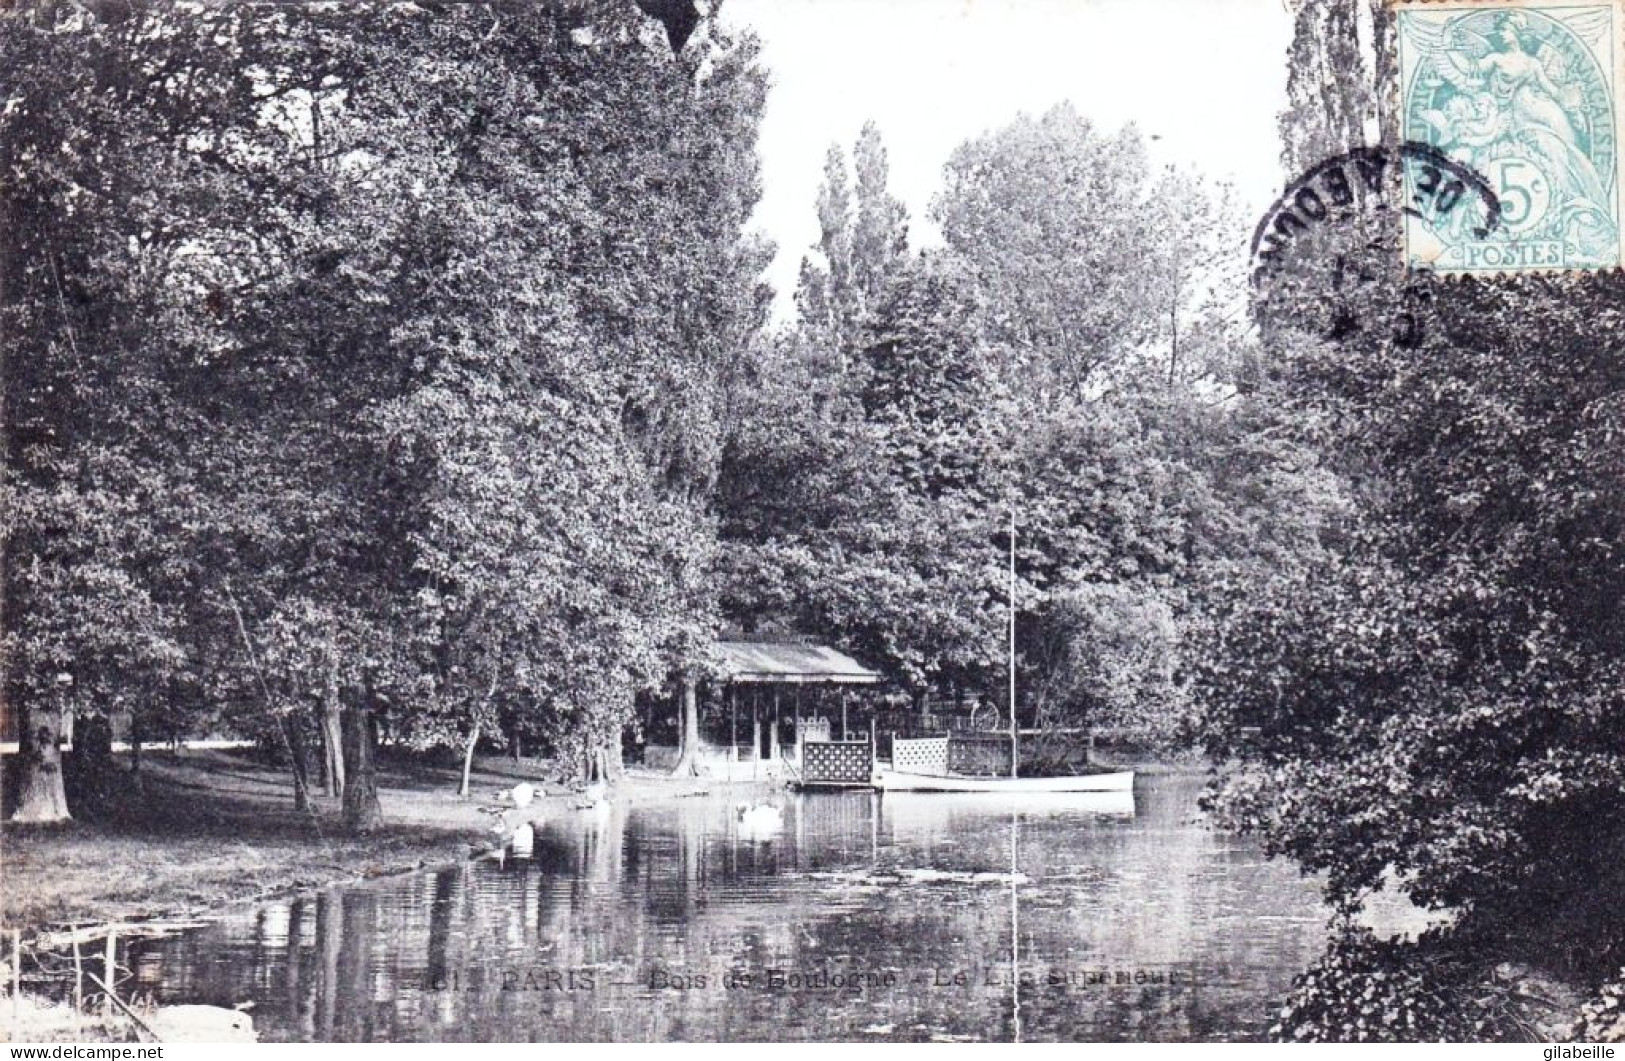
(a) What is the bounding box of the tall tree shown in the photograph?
[795,122,909,371]
[0,2,239,821]
[850,122,910,325]
[795,145,854,362]
[932,104,1163,398]
[933,104,1245,403]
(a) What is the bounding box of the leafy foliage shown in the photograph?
[1201,0,1625,1031]
[721,110,1326,744]
[724,255,1010,691]
[1574,970,1625,1043]
[1,0,769,818]
[795,121,909,369]
[1269,929,1510,1042]
[933,103,1247,399]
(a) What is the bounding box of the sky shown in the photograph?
[718,0,1295,317]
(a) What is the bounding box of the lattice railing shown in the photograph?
[802,740,873,785]
[892,736,949,775]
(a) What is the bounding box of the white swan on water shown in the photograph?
[736,802,783,840]
[509,822,535,858]
[148,1004,256,1043]
[569,781,610,813]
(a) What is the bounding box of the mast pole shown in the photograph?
[1009,507,1018,779]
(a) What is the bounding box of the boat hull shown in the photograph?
[874,769,1134,793]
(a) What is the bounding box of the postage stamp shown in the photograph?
[1396,1,1623,272]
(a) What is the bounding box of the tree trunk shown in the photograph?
[340,705,381,832]
[10,702,71,823]
[321,670,344,798]
[72,713,115,813]
[458,724,479,798]
[284,716,312,813]
[459,672,498,796]
[593,738,619,784]
[670,676,700,777]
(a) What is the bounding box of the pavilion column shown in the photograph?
[751,694,762,763]
[770,687,780,762]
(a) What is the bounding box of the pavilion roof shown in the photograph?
[715,639,883,685]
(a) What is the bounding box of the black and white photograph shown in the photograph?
[2,0,1624,1046]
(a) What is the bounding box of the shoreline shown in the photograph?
[0,753,777,1043]
[1,747,1183,938]
[0,748,778,940]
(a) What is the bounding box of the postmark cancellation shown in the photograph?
[1395,0,1623,273]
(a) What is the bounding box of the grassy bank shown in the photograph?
[0,747,731,933]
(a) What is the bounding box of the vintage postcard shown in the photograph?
[3,0,1622,1049]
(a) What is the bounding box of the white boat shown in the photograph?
[879,789,1136,823]
[875,769,1134,793]
[869,510,1137,800]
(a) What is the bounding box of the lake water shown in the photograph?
[123,774,1347,1042]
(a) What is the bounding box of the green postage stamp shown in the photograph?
[1397,0,1623,272]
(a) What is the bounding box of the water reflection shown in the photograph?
[125,776,1332,1042]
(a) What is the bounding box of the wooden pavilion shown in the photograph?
[715,637,883,763]
[649,635,883,775]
